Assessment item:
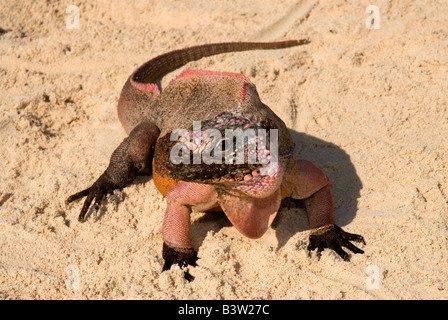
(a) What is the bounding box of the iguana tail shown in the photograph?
[118,40,309,133]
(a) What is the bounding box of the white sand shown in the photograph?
[1,0,447,299]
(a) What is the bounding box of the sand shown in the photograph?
[1,0,447,300]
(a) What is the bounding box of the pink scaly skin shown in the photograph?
[66,40,365,280]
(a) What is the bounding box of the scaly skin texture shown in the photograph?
[67,41,365,280]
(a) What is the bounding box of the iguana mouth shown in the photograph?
[215,158,287,198]
[166,111,280,184]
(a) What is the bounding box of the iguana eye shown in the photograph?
[217,138,232,152]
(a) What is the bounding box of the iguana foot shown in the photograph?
[162,242,198,282]
[307,224,365,261]
[66,171,124,222]
[66,141,139,222]
[66,121,160,222]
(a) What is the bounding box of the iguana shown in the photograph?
[66,40,365,280]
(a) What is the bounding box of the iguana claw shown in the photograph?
[66,171,121,222]
[307,224,365,261]
[162,242,198,282]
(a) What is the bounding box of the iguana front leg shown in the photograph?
[283,159,365,261]
[162,181,218,280]
[66,121,160,221]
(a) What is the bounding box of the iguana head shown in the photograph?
[166,111,283,189]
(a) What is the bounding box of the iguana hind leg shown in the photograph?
[66,121,160,221]
[283,159,365,260]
